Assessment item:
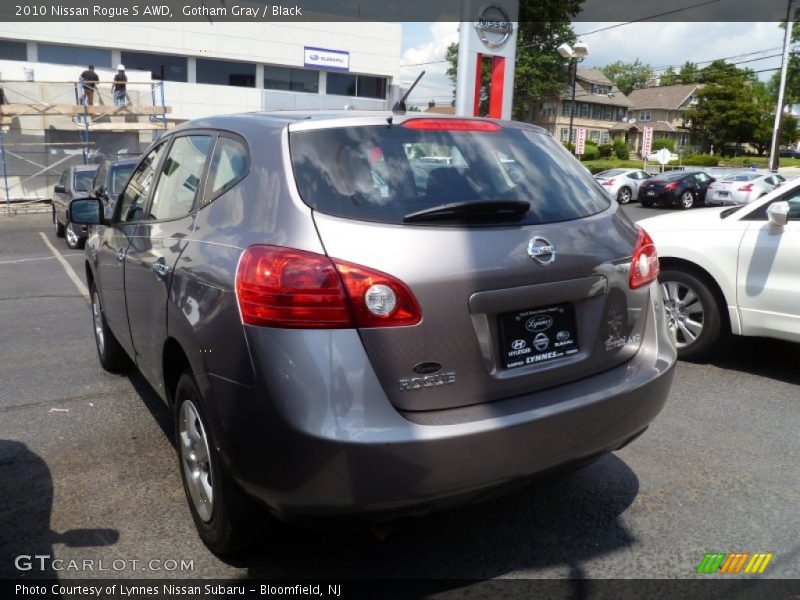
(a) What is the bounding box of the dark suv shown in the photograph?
[52,164,99,249]
[92,157,138,219]
[70,112,676,554]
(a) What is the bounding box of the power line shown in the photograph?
[400,59,448,67]
[573,0,722,37]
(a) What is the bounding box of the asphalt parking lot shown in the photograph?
[1,208,798,584]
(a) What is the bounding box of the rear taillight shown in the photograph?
[235,245,421,329]
[664,182,678,191]
[629,227,660,289]
[738,183,754,192]
[601,178,615,186]
[402,118,500,132]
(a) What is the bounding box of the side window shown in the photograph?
[117,142,166,223]
[148,135,213,221]
[785,189,800,220]
[201,136,249,207]
[746,188,800,221]
[59,170,68,187]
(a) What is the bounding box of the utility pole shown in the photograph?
[769,0,795,172]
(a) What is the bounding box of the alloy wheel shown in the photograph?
[618,187,632,204]
[680,191,694,209]
[66,223,79,247]
[661,280,704,348]
[179,400,214,522]
[92,291,105,355]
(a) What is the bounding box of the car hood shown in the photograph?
[639,206,734,232]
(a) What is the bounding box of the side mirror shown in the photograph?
[767,201,790,228]
[54,184,66,194]
[69,197,104,225]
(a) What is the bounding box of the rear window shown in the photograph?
[109,163,136,195]
[73,170,97,192]
[722,174,759,182]
[289,123,610,225]
[596,169,627,178]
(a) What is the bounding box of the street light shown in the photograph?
[558,41,589,146]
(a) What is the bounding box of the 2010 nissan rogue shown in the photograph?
[69,112,676,554]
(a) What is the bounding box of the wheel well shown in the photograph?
[84,262,94,290]
[659,257,731,333]
[163,338,190,406]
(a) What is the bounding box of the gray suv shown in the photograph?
[70,112,676,554]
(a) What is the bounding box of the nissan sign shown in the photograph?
[474,5,513,48]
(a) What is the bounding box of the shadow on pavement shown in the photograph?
[700,336,800,385]
[0,439,119,579]
[234,453,639,584]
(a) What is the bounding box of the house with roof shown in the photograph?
[533,68,632,145]
[613,83,702,155]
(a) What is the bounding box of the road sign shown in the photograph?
[575,127,586,155]
[656,148,672,165]
[642,126,654,157]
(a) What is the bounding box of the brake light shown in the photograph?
[402,118,501,132]
[629,227,660,289]
[664,182,678,191]
[235,245,421,329]
[738,183,753,192]
[601,178,615,186]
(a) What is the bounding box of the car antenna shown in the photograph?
[391,70,425,116]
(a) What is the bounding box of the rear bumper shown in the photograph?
[211,283,676,518]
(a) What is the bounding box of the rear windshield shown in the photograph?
[109,163,136,195]
[722,173,759,182]
[289,124,611,225]
[73,170,97,192]
[653,170,691,181]
[595,169,627,178]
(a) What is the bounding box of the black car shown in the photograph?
[638,170,715,209]
[92,157,138,219]
[52,164,99,249]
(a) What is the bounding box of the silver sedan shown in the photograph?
[594,168,652,204]
[705,172,785,206]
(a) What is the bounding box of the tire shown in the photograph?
[53,210,65,238]
[659,269,723,361]
[617,187,633,204]
[175,371,261,555]
[679,191,695,210]
[65,221,85,249]
[90,283,129,372]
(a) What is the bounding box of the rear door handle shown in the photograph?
[152,261,171,280]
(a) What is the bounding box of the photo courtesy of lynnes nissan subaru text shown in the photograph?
[69,111,676,554]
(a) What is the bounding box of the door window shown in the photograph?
[201,136,249,207]
[148,135,213,221]
[117,142,166,223]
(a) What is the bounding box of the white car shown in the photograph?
[594,168,652,204]
[640,180,800,359]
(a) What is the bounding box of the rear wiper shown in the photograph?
[403,200,530,223]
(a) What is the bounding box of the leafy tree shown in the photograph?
[686,62,761,152]
[659,67,678,86]
[600,59,653,96]
[652,138,675,152]
[678,61,700,84]
[446,0,583,121]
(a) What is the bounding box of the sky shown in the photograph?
[399,21,791,107]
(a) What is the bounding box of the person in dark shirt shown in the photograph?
[79,64,99,106]
[112,64,128,107]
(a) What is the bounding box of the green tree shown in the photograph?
[686,62,761,152]
[678,61,700,84]
[445,0,583,121]
[659,67,678,86]
[600,59,653,96]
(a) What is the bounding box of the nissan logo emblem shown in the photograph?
[473,5,513,48]
[527,236,556,265]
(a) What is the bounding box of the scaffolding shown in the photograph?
[0,78,173,213]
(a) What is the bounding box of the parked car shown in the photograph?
[70,113,676,554]
[52,164,99,249]
[641,178,800,359]
[645,150,679,163]
[778,146,800,158]
[593,168,652,204]
[638,170,715,209]
[92,157,138,219]
[705,172,784,206]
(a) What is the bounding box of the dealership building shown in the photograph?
[0,21,402,201]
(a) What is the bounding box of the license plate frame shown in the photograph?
[498,303,579,370]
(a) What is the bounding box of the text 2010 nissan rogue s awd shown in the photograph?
[69,112,676,554]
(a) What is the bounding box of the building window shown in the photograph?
[327,73,387,99]
[579,103,589,118]
[196,58,256,87]
[562,101,576,116]
[639,110,652,121]
[0,40,26,61]
[539,102,556,116]
[38,43,111,68]
[560,128,570,142]
[617,108,626,121]
[120,51,187,82]
[264,66,319,93]
[601,131,610,144]
[589,130,601,142]
[591,84,611,94]
[603,107,612,120]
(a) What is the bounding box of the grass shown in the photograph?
[582,156,800,174]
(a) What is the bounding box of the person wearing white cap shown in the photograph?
[112,64,128,107]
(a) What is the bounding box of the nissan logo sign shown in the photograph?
[473,5,513,48]
[527,236,556,265]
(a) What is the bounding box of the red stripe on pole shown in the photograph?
[489,56,505,119]
[473,53,483,117]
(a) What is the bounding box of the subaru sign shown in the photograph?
[304,47,350,71]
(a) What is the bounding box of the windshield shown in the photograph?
[109,163,136,195]
[73,169,97,192]
[289,123,611,226]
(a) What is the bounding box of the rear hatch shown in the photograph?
[288,117,653,412]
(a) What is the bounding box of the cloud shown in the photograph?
[399,22,458,106]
